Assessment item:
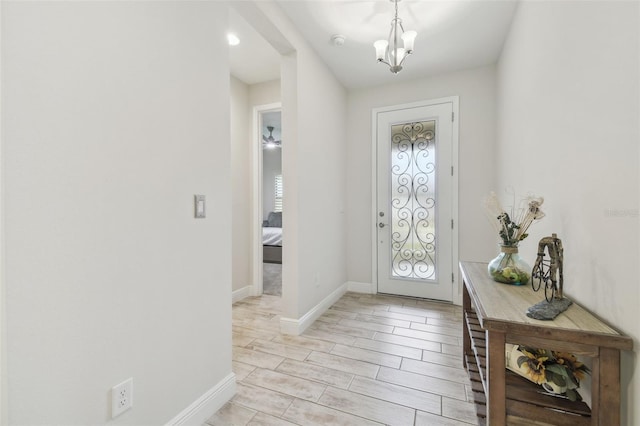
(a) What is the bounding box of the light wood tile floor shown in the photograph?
[205,292,481,426]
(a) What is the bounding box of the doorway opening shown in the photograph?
[257,107,283,296]
[251,103,283,297]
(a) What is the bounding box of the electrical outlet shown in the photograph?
[112,378,133,418]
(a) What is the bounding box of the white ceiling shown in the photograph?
[229,1,518,89]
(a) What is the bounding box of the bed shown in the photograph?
[262,212,282,264]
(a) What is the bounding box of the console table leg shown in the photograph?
[597,347,621,425]
[486,330,506,426]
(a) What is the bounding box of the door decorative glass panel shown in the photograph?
[389,120,436,280]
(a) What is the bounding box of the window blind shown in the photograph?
[274,174,283,212]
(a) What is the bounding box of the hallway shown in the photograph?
[206,292,479,425]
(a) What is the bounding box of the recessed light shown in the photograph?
[227,33,240,46]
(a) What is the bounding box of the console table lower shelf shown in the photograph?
[464,310,591,426]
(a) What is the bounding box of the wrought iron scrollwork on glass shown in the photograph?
[390,120,436,281]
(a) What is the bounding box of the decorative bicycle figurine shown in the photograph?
[531,233,564,302]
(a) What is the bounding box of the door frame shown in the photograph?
[371,97,460,303]
[252,102,282,297]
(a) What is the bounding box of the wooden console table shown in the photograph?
[460,261,632,426]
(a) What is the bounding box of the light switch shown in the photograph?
[195,195,205,218]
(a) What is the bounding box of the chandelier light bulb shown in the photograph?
[390,47,405,59]
[374,40,389,61]
[401,30,417,54]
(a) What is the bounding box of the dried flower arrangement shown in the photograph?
[506,344,591,402]
[484,191,545,247]
[484,191,545,284]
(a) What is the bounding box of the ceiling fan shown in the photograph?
[262,126,281,149]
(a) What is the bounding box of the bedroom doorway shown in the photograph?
[253,103,283,297]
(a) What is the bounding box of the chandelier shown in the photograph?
[373,0,417,74]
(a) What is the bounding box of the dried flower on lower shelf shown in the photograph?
[505,344,591,402]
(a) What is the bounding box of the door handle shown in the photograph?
[379,223,387,228]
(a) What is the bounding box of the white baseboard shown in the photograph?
[347,281,375,294]
[232,286,252,304]
[165,373,236,426]
[280,282,348,335]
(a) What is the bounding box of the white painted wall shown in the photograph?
[346,66,497,299]
[249,79,281,108]
[294,49,348,316]
[3,2,232,424]
[231,76,251,293]
[496,1,639,423]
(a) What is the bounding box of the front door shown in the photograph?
[375,100,456,301]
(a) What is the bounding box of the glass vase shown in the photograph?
[488,245,531,285]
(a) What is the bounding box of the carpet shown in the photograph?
[263,263,282,296]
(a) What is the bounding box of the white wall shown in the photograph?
[231,76,251,293]
[294,49,348,316]
[2,2,233,424]
[496,1,639,423]
[249,79,281,108]
[346,66,497,298]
